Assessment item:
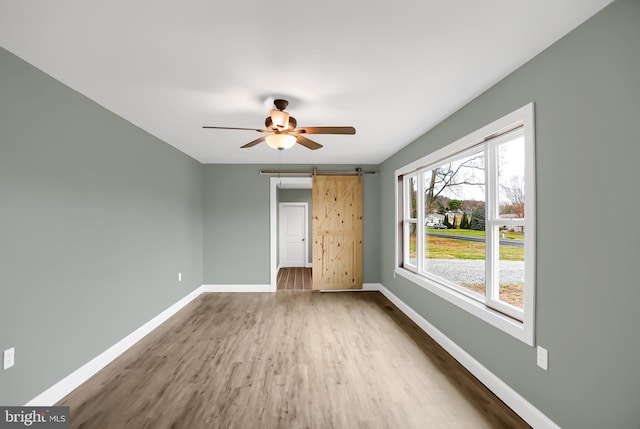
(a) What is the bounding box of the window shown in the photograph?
[396,103,535,345]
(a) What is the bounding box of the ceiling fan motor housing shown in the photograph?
[265,114,296,131]
[273,99,289,111]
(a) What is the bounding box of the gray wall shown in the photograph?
[278,188,312,265]
[0,48,204,405]
[203,164,380,285]
[378,1,640,427]
[4,1,636,425]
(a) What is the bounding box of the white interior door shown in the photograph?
[279,203,307,267]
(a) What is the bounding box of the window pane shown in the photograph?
[422,150,486,298]
[407,175,417,219]
[498,225,525,309]
[407,222,417,266]
[424,231,485,298]
[498,135,525,219]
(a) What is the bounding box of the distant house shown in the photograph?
[425,213,445,225]
[500,214,524,232]
[445,210,464,217]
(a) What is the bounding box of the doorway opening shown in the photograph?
[270,177,312,292]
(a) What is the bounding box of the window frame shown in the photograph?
[394,103,536,345]
[403,173,418,271]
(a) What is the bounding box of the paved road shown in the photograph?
[427,232,524,247]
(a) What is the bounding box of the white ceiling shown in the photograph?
[0,0,612,165]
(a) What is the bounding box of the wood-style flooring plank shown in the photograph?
[58,292,530,429]
[277,267,312,291]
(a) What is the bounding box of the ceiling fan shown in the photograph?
[203,99,356,150]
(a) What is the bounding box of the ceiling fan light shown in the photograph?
[265,133,297,150]
[270,109,289,130]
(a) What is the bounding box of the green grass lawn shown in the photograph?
[427,228,486,237]
[409,235,524,260]
[427,227,524,241]
[427,236,485,259]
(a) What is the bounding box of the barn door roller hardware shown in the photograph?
[259,168,377,177]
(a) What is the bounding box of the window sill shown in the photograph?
[394,267,534,346]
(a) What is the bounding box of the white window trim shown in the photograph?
[403,173,418,271]
[394,103,536,346]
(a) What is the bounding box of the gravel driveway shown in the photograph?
[424,258,524,285]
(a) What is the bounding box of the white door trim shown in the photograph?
[278,202,308,268]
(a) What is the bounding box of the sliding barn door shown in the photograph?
[312,175,363,290]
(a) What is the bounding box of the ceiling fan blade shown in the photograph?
[203,126,266,132]
[296,135,323,150]
[295,126,356,135]
[241,136,266,148]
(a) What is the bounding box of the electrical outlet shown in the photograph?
[537,346,548,370]
[3,347,15,370]
[178,272,182,282]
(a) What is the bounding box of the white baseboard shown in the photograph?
[374,283,560,429]
[202,284,271,293]
[26,285,206,406]
[363,283,383,291]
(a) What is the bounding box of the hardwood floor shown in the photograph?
[58,292,530,429]
[277,267,312,291]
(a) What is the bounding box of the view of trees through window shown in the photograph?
[399,105,534,340]
[407,131,526,309]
